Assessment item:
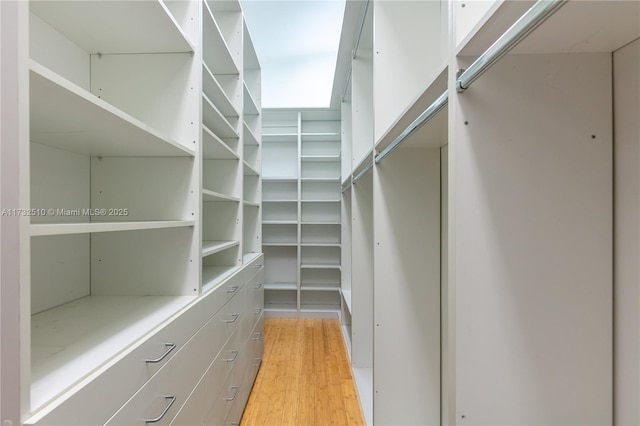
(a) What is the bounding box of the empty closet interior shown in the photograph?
[1,0,639,425]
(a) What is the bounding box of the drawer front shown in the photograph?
[170,378,205,426]
[205,360,245,426]
[203,326,244,417]
[204,273,244,322]
[240,268,264,342]
[105,315,210,426]
[31,301,205,426]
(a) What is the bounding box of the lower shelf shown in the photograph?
[31,295,196,410]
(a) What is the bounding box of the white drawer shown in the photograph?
[105,313,210,426]
[203,273,244,321]
[170,378,205,426]
[203,326,244,417]
[204,360,245,426]
[30,301,205,426]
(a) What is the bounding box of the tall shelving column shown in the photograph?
[201,0,244,292]
[299,111,342,317]
[261,111,300,316]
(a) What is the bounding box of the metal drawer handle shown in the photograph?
[226,285,239,294]
[254,308,262,315]
[145,343,176,363]
[224,313,239,323]
[254,357,262,367]
[145,395,176,423]
[225,386,239,401]
[255,282,263,289]
[252,332,262,340]
[253,264,263,268]
[225,350,239,362]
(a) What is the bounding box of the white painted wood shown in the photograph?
[203,201,241,242]
[300,246,340,266]
[203,159,242,200]
[374,147,440,425]
[92,157,195,222]
[262,141,298,178]
[170,378,204,426]
[204,5,242,74]
[29,12,90,91]
[203,95,240,139]
[29,0,194,54]
[440,144,450,426]
[202,1,239,75]
[263,246,298,288]
[613,39,640,425]
[30,220,195,237]
[30,143,89,224]
[453,53,612,424]
[301,161,340,179]
[202,241,240,258]
[30,235,90,315]
[30,295,196,412]
[202,190,240,203]
[263,202,297,222]
[90,52,200,148]
[373,0,445,145]
[29,62,194,158]
[454,0,502,51]
[342,99,353,181]
[301,181,340,201]
[203,126,240,160]
[243,173,260,204]
[352,367,373,426]
[262,181,297,201]
[351,46,373,172]
[203,62,240,118]
[301,202,340,223]
[263,223,297,245]
[301,224,340,245]
[351,171,373,369]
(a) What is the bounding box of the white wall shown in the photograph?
[613,39,640,425]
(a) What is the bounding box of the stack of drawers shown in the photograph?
[29,255,264,426]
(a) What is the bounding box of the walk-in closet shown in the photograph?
[1,0,638,425]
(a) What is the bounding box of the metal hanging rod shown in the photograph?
[352,159,374,184]
[456,0,568,92]
[352,0,371,60]
[341,179,353,193]
[374,90,448,165]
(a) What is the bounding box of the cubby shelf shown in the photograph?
[202,189,241,203]
[243,201,260,208]
[29,1,194,54]
[262,243,298,247]
[301,155,341,162]
[300,264,342,270]
[262,220,297,225]
[262,177,298,183]
[243,84,260,117]
[30,62,195,158]
[244,123,260,146]
[202,240,240,257]
[202,265,241,293]
[262,134,298,143]
[264,282,298,291]
[203,126,240,160]
[300,177,341,183]
[202,62,239,118]
[202,94,239,139]
[202,0,239,75]
[30,220,195,237]
[243,161,260,176]
[300,133,341,142]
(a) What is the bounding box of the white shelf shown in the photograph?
[31,295,196,410]
[264,282,298,291]
[243,122,260,147]
[29,1,194,54]
[301,221,341,226]
[202,94,239,139]
[202,62,239,118]
[262,177,298,183]
[301,155,341,162]
[301,199,341,203]
[262,199,297,203]
[30,61,195,158]
[202,0,239,75]
[202,265,241,294]
[202,240,239,257]
[243,200,260,208]
[242,252,262,264]
[262,134,298,143]
[301,243,341,247]
[30,220,195,237]
[262,242,297,247]
[341,289,352,314]
[243,84,260,116]
[243,161,260,176]
[300,132,341,142]
[299,305,341,313]
[203,126,239,160]
[263,220,297,225]
[300,177,341,183]
[202,189,241,203]
[264,304,298,312]
[300,264,342,270]
[301,285,340,292]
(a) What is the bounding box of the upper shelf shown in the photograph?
[457,0,640,56]
[30,61,195,157]
[203,0,239,75]
[29,0,194,54]
[301,133,341,142]
[202,63,239,118]
[243,84,260,117]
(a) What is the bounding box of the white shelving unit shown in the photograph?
[261,110,342,318]
[2,0,263,424]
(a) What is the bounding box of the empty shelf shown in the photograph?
[30,220,195,237]
[202,240,239,257]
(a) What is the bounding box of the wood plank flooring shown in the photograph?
[241,318,364,426]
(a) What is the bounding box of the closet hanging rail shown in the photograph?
[352,0,371,59]
[374,90,448,165]
[456,0,568,92]
[353,159,374,184]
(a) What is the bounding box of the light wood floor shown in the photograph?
[241,318,365,426]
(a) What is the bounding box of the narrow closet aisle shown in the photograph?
[241,318,364,425]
